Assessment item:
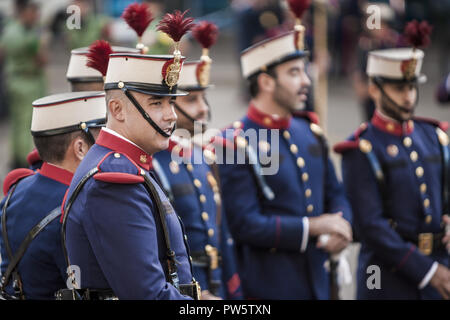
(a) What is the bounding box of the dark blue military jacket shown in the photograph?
[335,110,450,299]
[63,128,193,300]
[0,163,71,299]
[153,138,243,299]
[216,104,352,300]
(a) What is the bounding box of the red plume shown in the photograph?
[287,0,311,19]
[86,40,113,77]
[157,10,195,42]
[192,21,219,49]
[122,2,154,37]
[403,20,432,49]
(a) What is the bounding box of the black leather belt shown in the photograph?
[55,288,118,300]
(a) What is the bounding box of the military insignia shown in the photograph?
[163,56,182,90]
[401,58,417,81]
[386,144,399,157]
[436,128,449,146]
[263,117,272,127]
[310,123,323,136]
[359,139,372,153]
[258,140,270,153]
[140,155,147,164]
[386,123,395,132]
[169,161,180,174]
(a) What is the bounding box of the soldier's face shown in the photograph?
[175,90,209,134]
[377,82,418,121]
[125,91,177,154]
[272,59,311,112]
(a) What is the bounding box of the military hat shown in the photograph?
[367,20,432,84]
[240,0,311,78]
[31,91,106,137]
[66,46,140,83]
[177,21,219,90]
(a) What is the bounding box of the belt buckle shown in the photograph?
[418,233,433,255]
[205,245,219,270]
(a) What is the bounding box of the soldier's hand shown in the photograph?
[308,212,353,242]
[442,215,450,253]
[429,264,450,300]
[317,233,350,254]
[200,290,222,300]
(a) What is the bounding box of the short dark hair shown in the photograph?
[248,66,278,98]
[33,130,93,164]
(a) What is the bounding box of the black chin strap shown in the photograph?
[173,101,210,130]
[373,78,419,122]
[121,86,175,138]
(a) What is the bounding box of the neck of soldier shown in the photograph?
[251,93,291,119]
[49,156,80,174]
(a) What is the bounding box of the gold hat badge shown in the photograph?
[287,0,311,51]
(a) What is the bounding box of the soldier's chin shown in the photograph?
[398,107,415,121]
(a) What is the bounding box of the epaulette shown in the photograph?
[333,122,370,154]
[293,110,320,125]
[414,116,449,132]
[3,168,35,196]
[26,148,41,167]
[93,151,146,184]
[293,110,325,137]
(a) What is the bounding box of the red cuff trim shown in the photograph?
[396,244,416,270]
[333,141,359,154]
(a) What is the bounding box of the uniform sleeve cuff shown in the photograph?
[300,217,309,252]
[418,261,438,289]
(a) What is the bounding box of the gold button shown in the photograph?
[214,193,221,205]
[283,131,291,139]
[416,166,424,178]
[199,194,206,203]
[189,256,193,262]
[233,121,242,129]
[386,123,395,132]
[186,164,193,172]
[420,183,427,194]
[263,117,272,126]
[205,244,213,251]
[208,228,214,237]
[194,179,202,188]
[297,157,305,168]
[423,198,430,208]
[169,161,179,174]
[118,81,124,89]
[184,235,188,241]
[201,212,209,221]
[140,169,146,176]
[80,122,87,130]
[410,151,418,162]
[140,155,147,164]
[305,189,312,198]
[425,215,432,224]
[235,136,247,149]
[114,153,121,158]
[307,204,314,213]
[290,144,298,154]
[403,137,412,148]
[302,172,309,182]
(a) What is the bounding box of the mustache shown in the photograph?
[297,88,309,95]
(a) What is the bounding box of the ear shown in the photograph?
[72,136,90,162]
[257,72,276,94]
[368,81,381,101]
[107,95,126,122]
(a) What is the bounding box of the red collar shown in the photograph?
[168,139,192,158]
[38,162,73,186]
[371,110,414,136]
[247,103,291,129]
[96,129,152,171]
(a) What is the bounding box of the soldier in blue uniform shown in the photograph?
[26,43,140,170]
[334,21,450,299]
[60,10,201,300]
[0,91,106,299]
[152,21,243,300]
[214,2,353,300]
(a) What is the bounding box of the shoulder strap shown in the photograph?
[151,158,175,203]
[0,206,61,297]
[435,128,449,216]
[1,184,24,298]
